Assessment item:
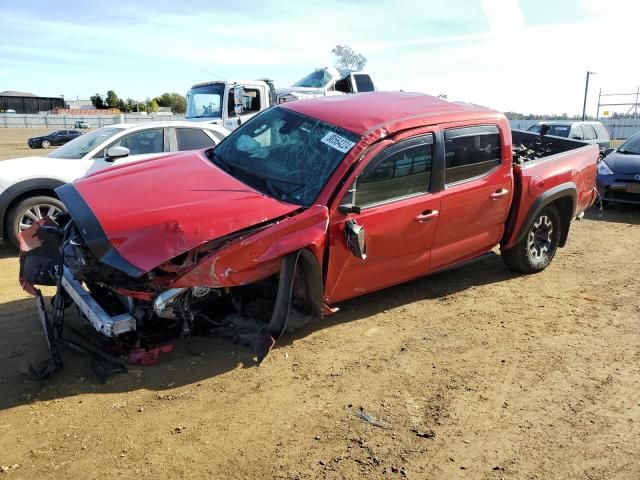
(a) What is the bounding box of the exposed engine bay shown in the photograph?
[19,212,324,381]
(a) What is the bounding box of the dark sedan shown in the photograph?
[27,129,83,149]
[597,132,640,205]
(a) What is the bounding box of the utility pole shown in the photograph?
[582,71,595,121]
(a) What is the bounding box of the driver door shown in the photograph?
[325,134,441,303]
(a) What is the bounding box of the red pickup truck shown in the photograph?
[19,92,598,368]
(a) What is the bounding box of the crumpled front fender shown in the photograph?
[170,205,329,288]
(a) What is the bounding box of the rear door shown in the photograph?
[52,131,65,145]
[430,125,513,271]
[325,134,441,303]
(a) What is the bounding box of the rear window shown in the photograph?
[354,74,375,92]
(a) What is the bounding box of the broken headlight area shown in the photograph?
[19,217,321,381]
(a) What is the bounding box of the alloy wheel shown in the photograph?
[527,215,553,260]
[18,204,61,231]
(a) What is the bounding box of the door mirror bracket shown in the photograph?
[345,219,367,260]
[338,203,361,215]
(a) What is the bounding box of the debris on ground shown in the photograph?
[411,428,436,439]
[0,464,20,473]
[128,344,173,366]
[353,408,387,428]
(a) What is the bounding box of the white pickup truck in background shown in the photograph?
[185,67,376,130]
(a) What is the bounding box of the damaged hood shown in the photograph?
[57,150,300,274]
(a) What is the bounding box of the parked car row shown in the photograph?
[1,121,229,247]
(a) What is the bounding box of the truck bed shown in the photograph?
[502,130,599,250]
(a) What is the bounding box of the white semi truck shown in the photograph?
[185,67,375,130]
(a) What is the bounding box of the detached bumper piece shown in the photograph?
[61,267,136,337]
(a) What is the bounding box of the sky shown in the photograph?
[2,0,639,116]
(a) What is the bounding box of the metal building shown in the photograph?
[0,91,65,114]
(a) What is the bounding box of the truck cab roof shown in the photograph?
[281,91,499,136]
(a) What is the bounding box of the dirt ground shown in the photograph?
[0,130,639,479]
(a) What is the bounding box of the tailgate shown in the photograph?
[503,143,598,249]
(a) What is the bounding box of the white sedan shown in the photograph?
[0,121,229,247]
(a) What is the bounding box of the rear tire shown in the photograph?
[6,195,64,249]
[502,205,561,274]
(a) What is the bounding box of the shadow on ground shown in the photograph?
[585,203,640,225]
[0,253,517,411]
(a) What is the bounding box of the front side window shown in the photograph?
[211,107,359,207]
[444,126,501,185]
[176,128,216,151]
[228,88,262,117]
[109,129,164,156]
[185,84,224,119]
[353,136,433,206]
[47,126,121,159]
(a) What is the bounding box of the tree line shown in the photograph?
[90,90,186,114]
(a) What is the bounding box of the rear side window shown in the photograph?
[582,124,596,141]
[176,128,216,151]
[355,135,433,206]
[571,125,584,140]
[444,126,501,185]
[593,123,609,140]
[354,74,374,92]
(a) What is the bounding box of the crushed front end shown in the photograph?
[19,183,328,381]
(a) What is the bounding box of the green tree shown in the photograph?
[90,93,105,109]
[115,98,127,112]
[105,90,119,108]
[125,98,139,112]
[148,99,159,113]
[154,92,187,114]
[331,45,367,71]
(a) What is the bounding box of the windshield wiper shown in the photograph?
[208,151,231,172]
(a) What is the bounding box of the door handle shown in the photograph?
[415,210,439,223]
[490,188,509,200]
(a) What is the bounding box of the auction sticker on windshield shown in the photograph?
[321,132,356,153]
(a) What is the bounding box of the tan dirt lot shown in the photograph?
[0,129,639,479]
